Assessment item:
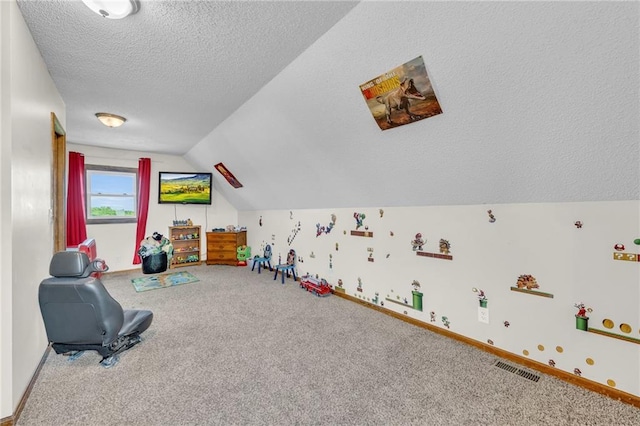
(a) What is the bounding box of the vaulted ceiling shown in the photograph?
[16,1,639,211]
[17,0,359,154]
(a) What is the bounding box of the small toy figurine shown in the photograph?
[379,209,384,218]
[503,321,510,328]
[487,210,496,223]
[353,212,365,230]
[574,220,583,228]
[439,239,451,255]
[473,287,487,307]
[286,250,295,265]
[574,302,592,318]
[412,280,421,291]
[430,311,436,322]
[441,316,451,329]
[236,245,251,266]
[411,233,425,251]
[516,274,539,290]
[548,359,556,367]
[573,368,582,376]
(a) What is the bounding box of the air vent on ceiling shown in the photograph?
[494,361,541,383]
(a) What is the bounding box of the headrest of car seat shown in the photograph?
[49,251,109,278]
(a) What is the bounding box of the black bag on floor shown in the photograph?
[142,252,167,274]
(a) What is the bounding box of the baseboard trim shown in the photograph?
[332,290,640,409]
[104,267,140,276]
[1,345,52,426]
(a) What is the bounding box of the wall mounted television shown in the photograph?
[158,172,212,205]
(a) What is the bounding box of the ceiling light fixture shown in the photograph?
[95,112,127,128]
[81,0,140,19]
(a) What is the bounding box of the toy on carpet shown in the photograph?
[237,245,251,266]
[138,232,174,274]
[299,274,331,297]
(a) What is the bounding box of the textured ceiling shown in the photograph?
[16,0,359,154]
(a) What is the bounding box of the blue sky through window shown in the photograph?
[88,170,136,214]
[91,174,135,195]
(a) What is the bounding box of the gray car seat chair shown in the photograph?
[39,251,153,368]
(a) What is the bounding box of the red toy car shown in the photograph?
[300,275,331,297]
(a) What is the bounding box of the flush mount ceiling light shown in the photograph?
[95,112,127,128]
[81,0,140,19]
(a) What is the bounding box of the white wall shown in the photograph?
[240,200,640,397]
[67,144,238,272]
[0,0,66,418]
[198,0,640,400]
[0,0,12,418]
[187,1,639,211]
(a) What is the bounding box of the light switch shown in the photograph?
[478,307,489,324]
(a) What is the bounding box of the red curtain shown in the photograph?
[66,151,87,248]
[133,157,151,264]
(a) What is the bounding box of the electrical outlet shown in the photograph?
[478,307,489,324]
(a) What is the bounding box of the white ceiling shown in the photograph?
[16,1,639,211]
[16,0,359,155]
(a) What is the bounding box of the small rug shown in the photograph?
[131,271,199,292]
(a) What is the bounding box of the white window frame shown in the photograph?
[85,165,138,224]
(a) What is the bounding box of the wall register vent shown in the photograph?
[494,361,541,383]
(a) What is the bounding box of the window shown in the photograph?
[85,165,137,224]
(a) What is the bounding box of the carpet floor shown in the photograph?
[17,264,640,425]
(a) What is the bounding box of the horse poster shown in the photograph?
[359,56,442,130]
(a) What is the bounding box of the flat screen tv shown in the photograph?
[158,172,212,205]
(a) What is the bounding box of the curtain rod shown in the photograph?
[82,154,165,163]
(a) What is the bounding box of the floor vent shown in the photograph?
[494,361,540,382]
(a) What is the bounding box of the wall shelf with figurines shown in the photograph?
[509,275,554,298]
[412,233,453,260]
[351,230,374,237]
[350,212,373,237]
[575,305,640,344]
[384,281,424,312]
[612,239,640,262]
[416,251,452,261]
[587,327,640,345]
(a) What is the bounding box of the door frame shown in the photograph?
[51,112,66,253]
